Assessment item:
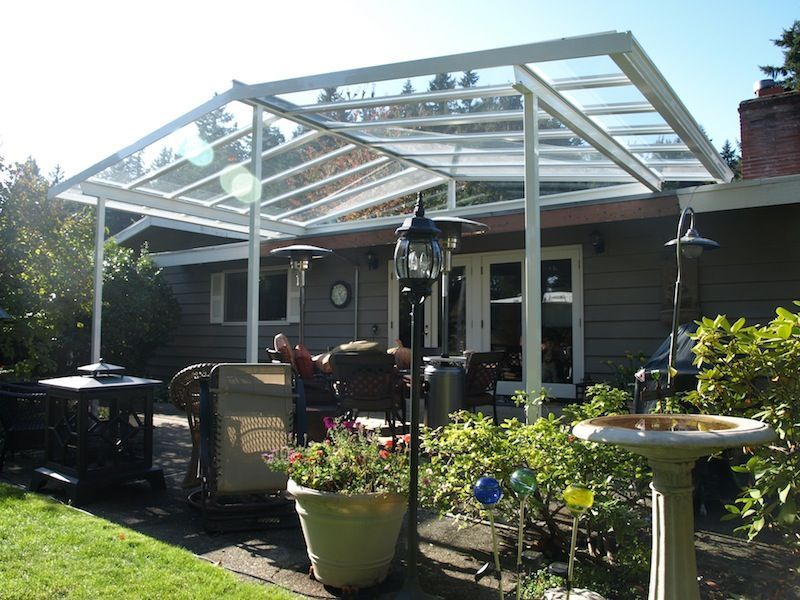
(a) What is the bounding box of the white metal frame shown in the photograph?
[47,32,732,419]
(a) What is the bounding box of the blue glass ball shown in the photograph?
[510,468,538,497]
[473,476,503,507]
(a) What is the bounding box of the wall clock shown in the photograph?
[329,280,352,308]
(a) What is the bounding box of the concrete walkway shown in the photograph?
[2,403,797,599]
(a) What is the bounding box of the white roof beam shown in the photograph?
[514,64,662,191]
[277,168,420,219]
[302,175,446,226]
[327,110,523,130]
[80,181,305,236]
[611,39,732,182]
[249,96,456,182]
[167,130,322,200]
[208,143,358,207]
[550,73,631,90]
[230,32,634,99]
[260,157,391,209]
[49,90,238,200]
[125,114,281,189]
[288,84,519,114]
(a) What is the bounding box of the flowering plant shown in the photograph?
[264,416,410,496]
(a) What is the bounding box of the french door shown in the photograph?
[389,246,583,399]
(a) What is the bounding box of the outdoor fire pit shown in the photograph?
[31,360,165,504]
[573,414,775,600]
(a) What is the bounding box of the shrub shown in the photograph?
[687,306,800,543]
[420,384,650,578]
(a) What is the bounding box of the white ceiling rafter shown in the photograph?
[513,64,662,191]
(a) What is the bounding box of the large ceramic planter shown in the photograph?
[287,479,407,589]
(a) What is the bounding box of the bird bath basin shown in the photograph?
[573,414,775,600]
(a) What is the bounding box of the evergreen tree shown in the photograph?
[458,70,480,113]
[427,73,456,114]
[720,139,741,179]
[760,20,800,91]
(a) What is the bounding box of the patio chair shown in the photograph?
[168,362,217,488]
[329,352,404,438]
[461,351,504,424]
[266,341,341,443]
[0,382,47,472]
[191,362,300,532]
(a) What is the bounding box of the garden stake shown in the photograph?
[509,468,537,600]
[562,485,595,600]
[473,476,504,600]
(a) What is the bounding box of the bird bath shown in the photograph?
[573,414,775,600]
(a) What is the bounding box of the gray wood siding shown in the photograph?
[147,204,800,387]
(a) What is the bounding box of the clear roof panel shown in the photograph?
[51,32,732,239]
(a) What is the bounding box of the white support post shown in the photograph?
[91,197,106,362]
[447,179,456,210]
[246,106,264,363]
[522,91,542,423]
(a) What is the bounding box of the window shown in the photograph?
[210,268,296,324]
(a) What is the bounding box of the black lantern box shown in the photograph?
[31,361,165,504]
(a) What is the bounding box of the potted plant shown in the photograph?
[264,417,410,589]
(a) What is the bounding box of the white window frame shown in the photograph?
[210,266,299,325]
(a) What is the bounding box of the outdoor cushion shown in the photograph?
[273,333,294,367]
[317,340,387,374]
[294,344,315,379]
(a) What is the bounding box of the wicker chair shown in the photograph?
[168,363,217,489]
[462,351,505,424]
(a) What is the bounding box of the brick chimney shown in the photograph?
[739,80,800,179]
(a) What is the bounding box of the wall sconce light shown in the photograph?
[590,230,605,254]
[365,248,379,270]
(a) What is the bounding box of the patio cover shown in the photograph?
[48,31,732,420]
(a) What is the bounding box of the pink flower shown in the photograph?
[379,449,390,459]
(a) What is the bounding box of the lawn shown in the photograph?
[0,483,301,599]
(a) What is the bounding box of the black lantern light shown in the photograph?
[393,193,441,599]
[664,206,719,396]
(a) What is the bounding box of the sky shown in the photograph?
[0,0,796,178]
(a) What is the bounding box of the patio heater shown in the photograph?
[393,193,442,600]
[270,245,331,346]
[664,207,719,396]
[431,217,488,357]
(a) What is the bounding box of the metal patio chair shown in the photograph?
[329,352,404,438]
[462,351,505,424]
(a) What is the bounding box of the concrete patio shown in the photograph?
[1,402,796,599]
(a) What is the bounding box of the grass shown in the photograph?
[0,483,301,600]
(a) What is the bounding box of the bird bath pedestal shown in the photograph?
[573,414,775,600]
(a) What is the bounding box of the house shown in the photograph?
[47,32,800,407]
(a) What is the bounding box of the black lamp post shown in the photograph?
[432,217,487,357]
[664,207,719,395]
[270,245,331,346]
[394,193,442,599]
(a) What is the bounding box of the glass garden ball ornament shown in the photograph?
[473,476,503,507]
[563,484,594,517]
[510,468,538,497]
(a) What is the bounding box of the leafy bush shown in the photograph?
[0,158,179,378]
[687,306,800,543]
[420,384,650,580]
